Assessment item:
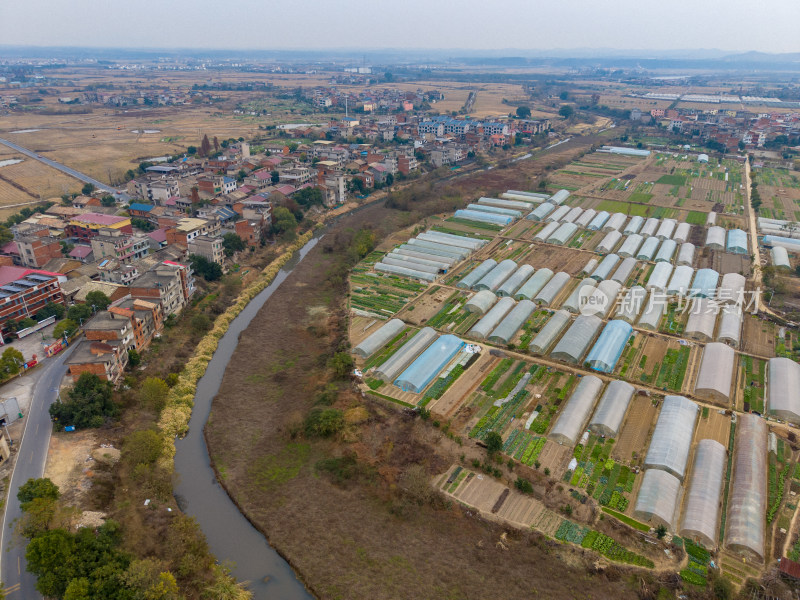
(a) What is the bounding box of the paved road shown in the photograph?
[0,344,76,599]
[0,137,130,202]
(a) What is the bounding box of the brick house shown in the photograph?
[66,340,128,385]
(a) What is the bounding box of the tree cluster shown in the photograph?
[49,373,118,430]
[188,254,222,282]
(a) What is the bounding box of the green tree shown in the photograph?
[655,524,667,539]
[53,319,78,340]
[49,373,117,429]
[127,348,140,368]
[516,106,531,119]
[190,313,211,334]
[304,408,344,437]
[188,254,222,281]
[514,477,533,494]
[81,183,95,196]
[123,430,164,467]
[186,146,197,155]
[100,195,116,207]
[558,105,574,119]
[385,173,394,186]
[36,301,66,321]
[18,317,37,330]
[18,478,60,506]
[485,431,503,455]
[271,206,297,237]
[328,352,353,379]
[270,170,280,184]
[222,233,246,257]
[67,304,92,323]
[139,377,169,411]
[0,347,24,376]
[85,291,111,311]
[236,169,247,182]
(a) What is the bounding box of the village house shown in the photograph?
[66,340,128,386]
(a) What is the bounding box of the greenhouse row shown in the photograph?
[584,319,633,373]
[633,469,682,529]
[693,342,736,403]
[374,327,438,382]
[767,357,800,424]
[478,196,536,211]
[588,380,635,437]
[394,334,465,393]
[771,245,791,268]
[643,395,699,481]
[679,439,727,548]
[354,319,405,358]
[706,226,749,254]
[549,375,604,445]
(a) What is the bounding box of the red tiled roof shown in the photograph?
[1,241,18,255]
[73,212,128,226]
[780,557,800,580]
[148,228,167,243]
[69,246,92,258]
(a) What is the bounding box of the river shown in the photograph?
[173,236,320,600]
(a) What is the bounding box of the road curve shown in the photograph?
[0,344,77,599]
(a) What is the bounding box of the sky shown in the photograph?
[2,0,800,54]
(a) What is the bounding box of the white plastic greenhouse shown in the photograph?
[637,294,667,330]
[718,272,746,304]
[488,299,536,345]
[533,221,560,242]
[464,290,498,314]
[633,469,682,529]
[706,212,717,226]
[589,380,635,437]
[454,209,513,226]
[640,217,659,238]
[478,197,532,211]
[547,222,579,245]
[667,265,694,296]
[603,212,627,232]
[420,230,486,250]
[407,239,469,259]
[655,238,678,263]
[673,222,691,244]
[394,246,459,265]
[497,264,535,297]
[611,257,637,285]
[561,279,597,313]
[690,268,719,298]
[677,242,695,267]
[466,203,522,218]
[590,253,621,281]
[468,297,515,339]
[534,272,571,306]
[382,256,441,274]
[458,259,498,289]
[374,262,438,281]
[515,268,553,300]
[772,246,791,269]
[636,236,660,260]
[624,216,644,235]
[646,261,674,291]
[374,327,438,382]
[726,228,748,254]
[643,395,699,481]
[394,334,464,393]
[575,208,597,228]
[685,298,719,342]
[548,375,604,445]
[475,259,517,292]
[767,357,800,424]
[580,257,599,276]
[656,218,677,241]
[705,226,726,250]
[547,204,571,222]
[680,439,726,548]
[587,211,611,231]
[618,234,644,258]
[388,250,451,270]
[717,304,742,347]
[528,202,556,221]
[584,319,633,373]
[615,285,647,323]
[529,310,572,354]
[562,206,583,223]
[354,319,406,358]
[550,189,570,205]
[725,414,767,561]
[596,230,623,254]
[694,342,735,403]
[550,314,603,363]
[582,280,622,318]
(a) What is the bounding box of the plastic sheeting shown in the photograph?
[589,380,635,437]
[707,212,717,226]
[768,357,800,424]
[590,253,621,281]
[705,226,726,250]
[469,297,515,339]
[563,206,583,223]
[575,208,597,228]
[534,272,571,306]
[673,222,692,244]
[551,314,603,363]
[548,375,603,445]
[547,204,571,222]
[677,242,695,267]
[585,320,633,373]
[475,259,517,292]
[644,395,699,481]
[694,342,735,403]
[419,230,486,250]
[616,285,647,323]
[550,189,570,205]
[582,280,622,318]
[726,228,748,254]
[718,272,746,304]
[394,247,459,266]
[646,261,674,291]
[603,212,627,232]
[547,222,579,245]
[655,238,678,263]
[529,310,571,354]
[374,327,438,382]
[587,211,611,231]
[497,264,535,297]
[596,230,623,254]
[637,293,667,330]
[618,234,644,258]
[478,197,532,211]
[725,414,767,561]
[685,298,719,342]
[516,268,554,300]
[407,239,469,259]
[533,221,560,242]
[611,257,637,285]
[488,299,536,344]
[581,257,599,276]
[680,439,726,548]
[634,469,682,529]
[395,334,464,393]
[389,250,451,270]
[624,216,644,235]
[656,218,677,241]
[458,259,497,289]
[717,304,742,347]
[640,217,659,238]
[562,279,597,313]
[528,202,556,221]
[382,256,441,274]
[466,203,522,218]
[667,265,694,296]
[772,246,791,268]
[504,190,550,200]
[690,268,719,298]
[762,235,800,253]
[354,319,406,358]
[465,290,498,314]
[454,209,513,226]
[374,262,437,281]
[637,236,660,260]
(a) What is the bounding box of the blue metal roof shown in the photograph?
[129,203,153,212]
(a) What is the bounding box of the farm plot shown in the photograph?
[349,268,428,316]
[623,336,667,385]
[775,327,800,361]
[469,361,539,442]
[694,408,732,447]
[653,345,692,392]
[740,314,775,357]
[613,395,659,464]
[740,355,766,414]
[430,352,496,420]
[403,289,473,331]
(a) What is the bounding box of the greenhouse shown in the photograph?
[673,222,691,244]
[419,230,486,250]
[533,221,560,242]
[561,279,597,313]
[640,217,659,238]
[667,265,694,296]
[590,253,621,281]
[547,204,571,222]
[589,380,635,437]
[596,230,623,254]
[515,268,554,300]
[762,235,800,253]
[643,395,699,481]
[374,327,438,382]
[772,245,791,269]
[694,342,735,403]
[655,239,678,263]
[603,212,627,232]
[468,297,515,339]
[475,259,517,292]
[646,261,674,292]
[389,249,452,270]
[581,257,599,276]
[550,314,603,363]
[477,197,532,211]
[488,299,536,345]
[582,280,622,318]
[610,257,637,285]
[528,202,556,221]
[354,319,406,358]
[529,310,571,354]
[563,206,583,223]
[464,290,498,314]
[725,414,767,561]
[454,209,513,226]
[707,212,717,226]
[498,193,544,204]
[374,262,438,281]
[767,357,800,424]
[547,222,579,245]
[705,226,726,250]
[624,215,644,235]
[534,271,571,306]
[679,439,727,549]
[656,218,677,241]
[548,375,604,446]
[718,272,746,304]
[503,190,550,200]
[584,319,633,373]
[457,259,498,289]
[575,208,597,228]
[394,245,460,264]
[497,264,535,297]
[407,239,469,259]
[717,304,742,347]
[394,334,465,394]
[616,285,647,323]
[587,211,611,231]
[677,242,695,267]
[637,294,667,330]
[466,203,522,218]
[726,228,748,254]
[384,253,448,272]
[633,469,682,529]
[550,189,570,205]
[690,268,719,298]
[618,234,644,258]
[636,236,660,261]
[685,299,719,342]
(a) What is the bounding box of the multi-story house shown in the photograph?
[15,235,63,268]
[90,229,150,264]
[112,298,163,351]
[66,340,128,386]
[187,235,224,265]
[0,266,65,338]
[67,213,132,241]
[83,310,135,351]
[165,217,221,246]
[129,261,194,316]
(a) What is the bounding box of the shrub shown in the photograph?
[123,430,164,467]
[514,477,533,494]
[304,408,344,438]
